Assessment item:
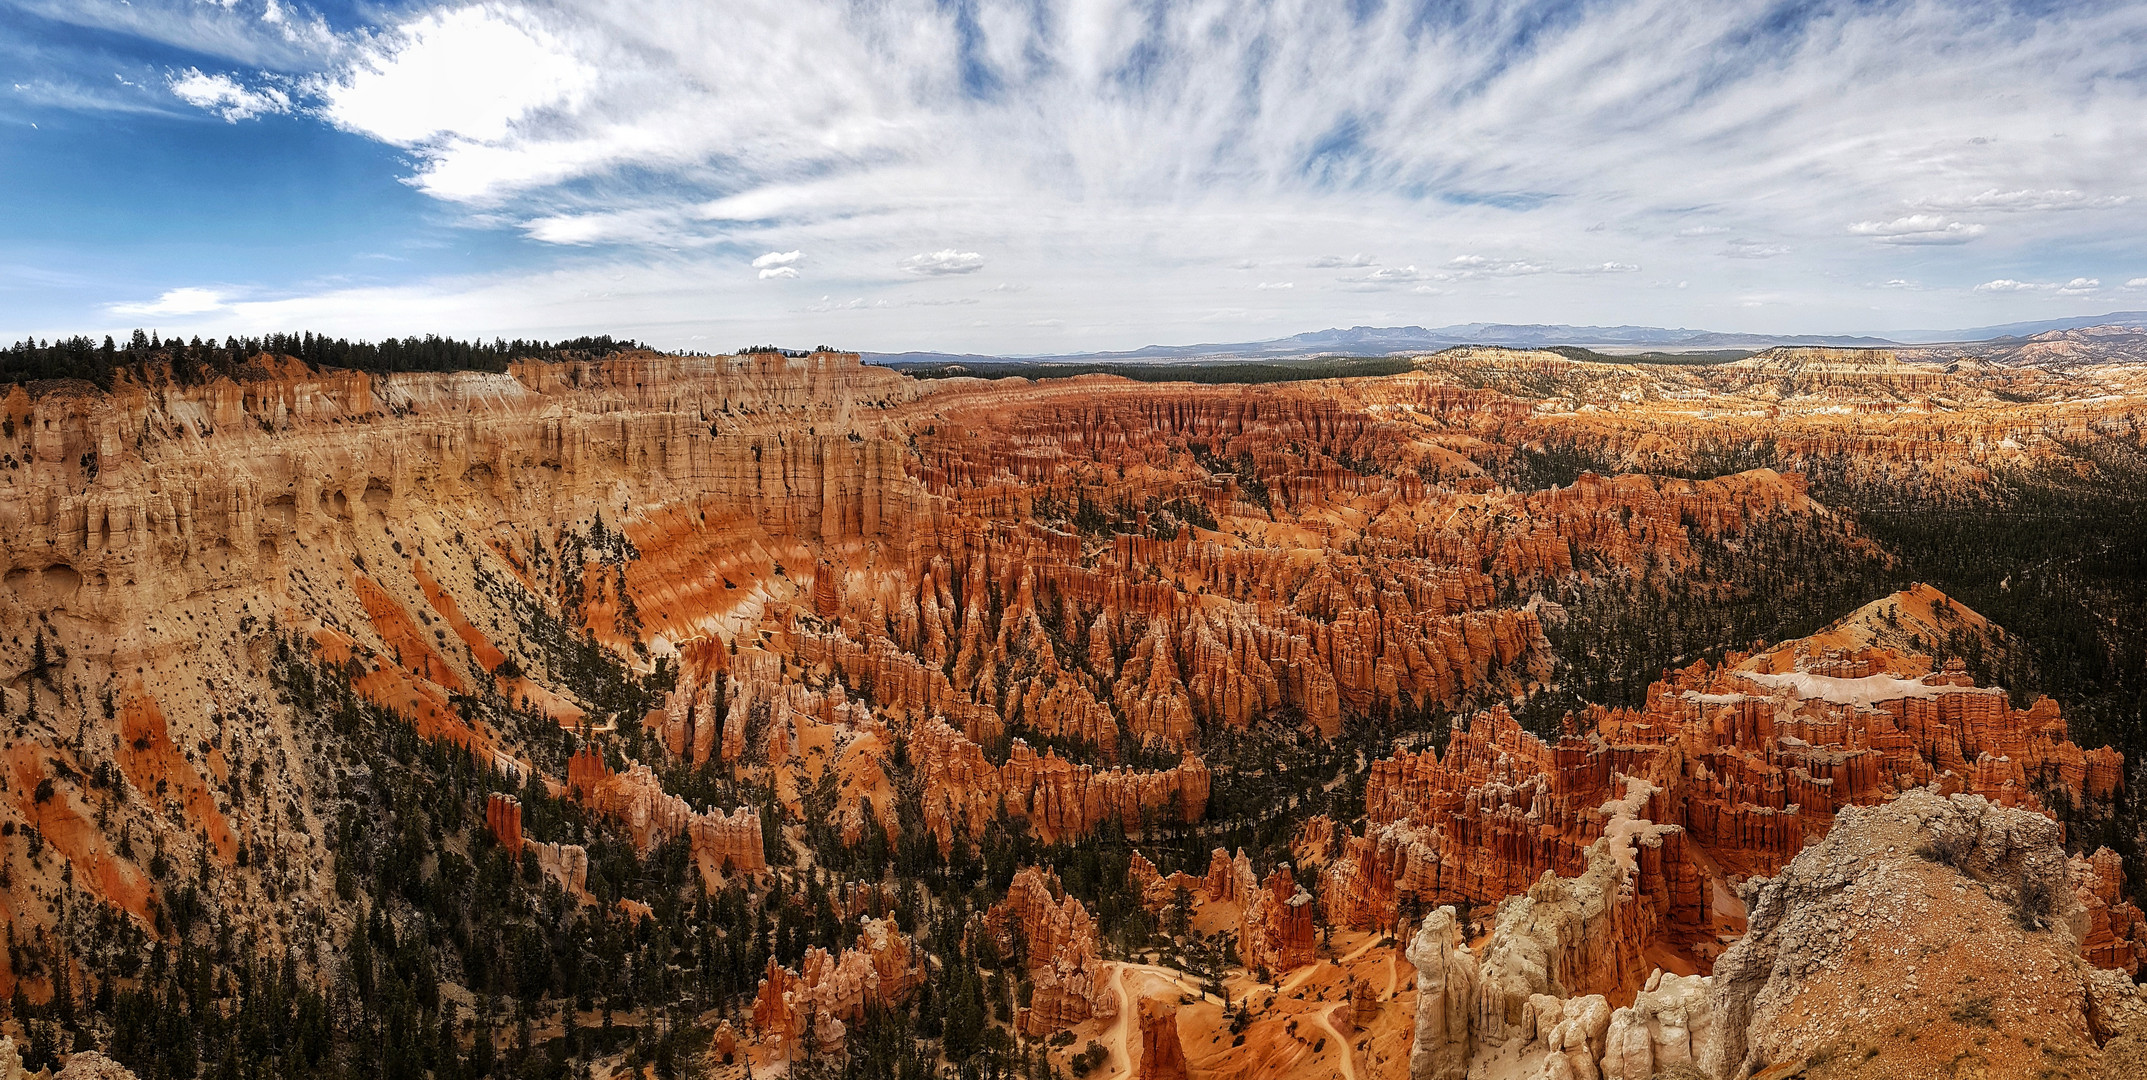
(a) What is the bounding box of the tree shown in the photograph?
[1165,884,1194,941]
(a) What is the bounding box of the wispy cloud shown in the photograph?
[1917,189,2131,213]
[900,250,985,276]
[1975,277,2101,295]
[20,0,2147,350]
[1337,265,1431,290]
[1722,241,1790,260]
[1848,215,1985,245]
[1447,255,1548,277]
[167,67,289,121]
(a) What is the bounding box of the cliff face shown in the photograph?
[1327,587,2122,994]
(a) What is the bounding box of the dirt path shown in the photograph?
[1101,963,1134,1079]
[1308,1003,1358,1080]
[1099,961,1219,1078]
[1276,933,1386,996]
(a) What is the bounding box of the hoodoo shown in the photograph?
[1,340,2143,1078]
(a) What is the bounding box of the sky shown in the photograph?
[4,0,2147,355]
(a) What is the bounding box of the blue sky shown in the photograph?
[5,0,2146,353]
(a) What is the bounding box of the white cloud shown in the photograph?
[2128,278,2147,288]
[1973,277,2100,294]
[1918,189,2131,213]
[107,287,228,316]
[168,67,289,121]
[1338,265,1430,290]
[757,266,799,280]
[1447,255,1548,276]
[1255,282,1293,290]
[317,4,596,198]
[49,0,2147,351]
[807,294,983,311]
[520,208,675,245]
[752,250,803,269]
[1847,214,1985,245]
[901,249,985,276]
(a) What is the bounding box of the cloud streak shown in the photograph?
[1848,215,1986,246]
[23,0,2147,351]
[900,249,985,276]
[167,68,290,121]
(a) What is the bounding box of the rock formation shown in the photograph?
[2074,847,2147,976]
[987,866,1120,1036]
[565,747,766,875]
[1328,591,2119,982]
[1240,866,1318,976]
[1137,996,1190,1080]
[1404,817,1685,1080]
[2,338,2144,1074]
[1406,907,1478,1080]
[485,793,524,856]
[751,915,925,1056]
[905,716,1209,847]
[1600,971,1714,1080]
[1206,847,1258,906]
[53,1052,141,1080]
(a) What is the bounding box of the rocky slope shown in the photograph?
[1405,789,2147,1080]
[0,342,2143,1077]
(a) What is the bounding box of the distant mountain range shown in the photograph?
[865,311,2147,366]
[1892,310,2147,344]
